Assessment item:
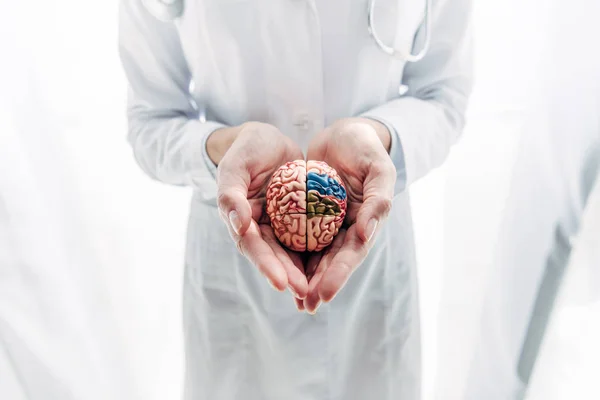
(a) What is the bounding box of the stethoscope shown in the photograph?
[142,0,431,63]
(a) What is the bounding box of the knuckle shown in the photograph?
[386,161,397,177]
[243,121,274,136]
[373,160,395,176]
[217,191,234,211]
[376,196,393,217]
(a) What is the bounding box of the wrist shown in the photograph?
[335,117,391,153]
[206,125,241,165]
[359,118,392,153]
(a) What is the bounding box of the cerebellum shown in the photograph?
[266,160,347,252]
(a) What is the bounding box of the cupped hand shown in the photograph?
[211,122,308,299]
[301,118,396,313]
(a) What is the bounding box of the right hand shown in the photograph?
[210,122,309,300]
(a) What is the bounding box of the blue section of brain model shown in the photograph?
[306,172,346,200]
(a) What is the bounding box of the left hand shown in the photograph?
[299,118,396,314]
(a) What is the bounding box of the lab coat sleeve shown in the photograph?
[362,0,473,193]
[118,0,225,188]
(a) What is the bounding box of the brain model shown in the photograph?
[266,160,347,252]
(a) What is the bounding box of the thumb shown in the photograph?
[217,164,253,237]
[355,196,392,243]
[355,163,395,243]
[306,130,329,161]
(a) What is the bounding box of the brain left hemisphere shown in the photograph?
[268,180,305,215]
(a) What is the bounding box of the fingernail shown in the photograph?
[267,279,277,290]
[288,285,298,298]
[366,218,378,242]
[308,301,321,315]
[229,210,242,235]
[289,286,306,300]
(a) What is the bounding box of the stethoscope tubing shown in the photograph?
[142,0,431,63]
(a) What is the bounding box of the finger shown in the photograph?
[260,225,308,299]
[249,198,269,224]
[285,248,308,290]
[342,202,361,227]
[355,162,395,243]
[295,297,305,312]
[318,225,368,303]
[304,267,325,314]
[304,230,346,313]
[283,136,306,162]
[305,252,323,282]
[236,220,288,291]
[304,255,331,313]
[217,163,253,237]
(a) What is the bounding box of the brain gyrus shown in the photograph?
[266,160,347,252]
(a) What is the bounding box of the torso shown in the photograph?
[174,0,425,151]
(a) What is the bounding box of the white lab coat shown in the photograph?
[118,0,472,399]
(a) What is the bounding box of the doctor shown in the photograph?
[119,0,471,399]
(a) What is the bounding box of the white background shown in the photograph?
[0,1,598,399]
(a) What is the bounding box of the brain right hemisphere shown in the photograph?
[266,160,347,252]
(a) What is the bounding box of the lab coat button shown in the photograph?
[293,113,311,131]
